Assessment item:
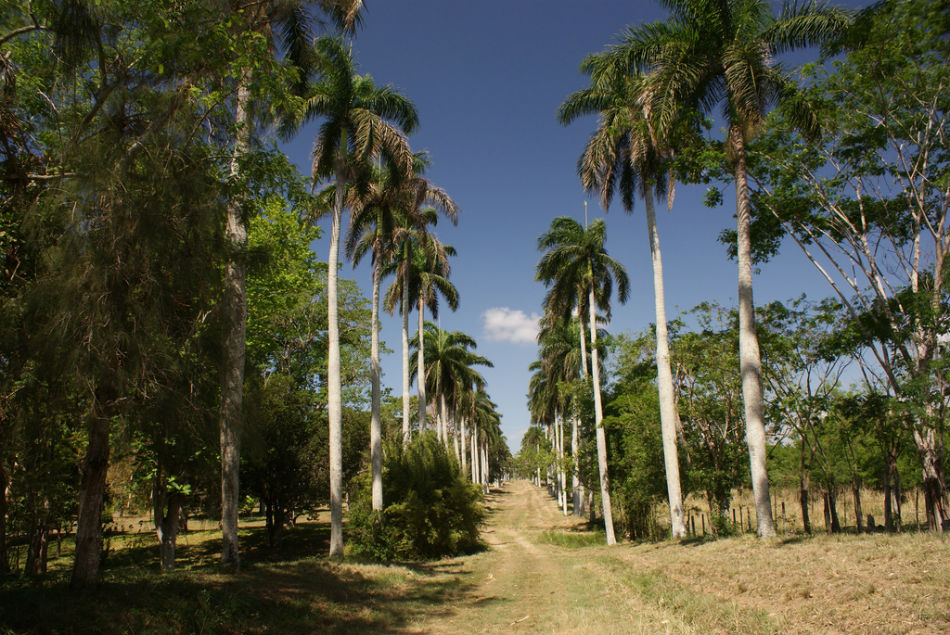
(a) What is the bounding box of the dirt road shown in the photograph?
[405,480,698,635]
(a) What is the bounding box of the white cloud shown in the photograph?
[482,307,540,345]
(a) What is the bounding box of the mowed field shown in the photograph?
[1,480,946,634]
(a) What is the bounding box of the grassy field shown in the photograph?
[1,484,947,634]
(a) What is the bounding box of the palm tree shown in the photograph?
[383,224,456,442]
[559,63,689,538]
[536,319,586,515]
[409,237,459,435]
[412,323,492,449]
[307,35,418,557]
[347,155,457,511]
[537,216,628,544]
[603,0,849,537]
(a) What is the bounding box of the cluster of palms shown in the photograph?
[528,0,850,542]
[305,36,503,557]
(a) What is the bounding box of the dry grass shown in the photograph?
[612,531,949,635]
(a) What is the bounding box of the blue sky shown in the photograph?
[280,0,869,452]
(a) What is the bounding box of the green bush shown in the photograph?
[349,431,485,561]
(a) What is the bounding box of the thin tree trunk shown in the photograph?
[588,289,616,545]
[461,415,469,477]
[370,260,383,512]
[800,445,812,534]
[401,280,411,446]
[914,425,949,532]
[327,156,345,559]
[731,125,775,538]
[852,478,864,533]
[571,411,584,517]
[644,188,687,539]
[0,459,7,574]
[440,393,449,447]
[219,77,251,569]
[558,413,567,515]
[417,296,427,432]
[71,412,110,588]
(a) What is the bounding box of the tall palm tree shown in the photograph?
[383,224,456,441]
[603,0,849,537]
[347,155,457,511]
[307,35,418,557]
[537,216,628,544]
[559,63,690,538]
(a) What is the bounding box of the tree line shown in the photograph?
[0,0,508,585]
[519,0,948,540]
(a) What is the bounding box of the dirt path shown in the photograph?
[405,480,694,635]
[394,480,947,635]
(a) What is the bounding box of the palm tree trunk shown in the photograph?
[417,296,427,432]
[370,259,383,512]
[401,279,411,446]
[571,410,584,516]
[732,125,776,538]
[578,314,589,378]
[588,290,616,545]
[644,188,687,539]
[219,76,251,570]
[558,411,567,515]
[327,155,346,558]
[461,415,469,476]
[471,424,479,483]
[440,392,449,446]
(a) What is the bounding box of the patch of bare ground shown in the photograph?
[611,530,949,635]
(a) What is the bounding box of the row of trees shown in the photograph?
[0,0,509,584]
[520,0,947,540]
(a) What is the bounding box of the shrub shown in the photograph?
[350,431,484,561]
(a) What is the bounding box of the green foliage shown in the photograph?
[350,432,484,561]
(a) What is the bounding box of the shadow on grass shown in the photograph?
[0,521,488,635]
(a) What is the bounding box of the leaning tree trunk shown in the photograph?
[644,188,687,539]
[370,259,383,512]
[327,155,345,559]
[220,77,251,569]
[71,411,110,588]
[401,279,411,446]
[417,296,427,433]
[731,125,776,538]
[588,289,616,545]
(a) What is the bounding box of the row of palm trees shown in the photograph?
[529,0,850,542]
[305,36,504,556]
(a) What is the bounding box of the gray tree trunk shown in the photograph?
[732,125,776,538]
[417,296,427,432]
[219,78,251,569]
[327,157,345,558]
[461,415,469,477]
[588,290,616,545]
[401,280,411,446]
[643,188,687,539]
[370,260,383,512]
[571,411,584,516]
